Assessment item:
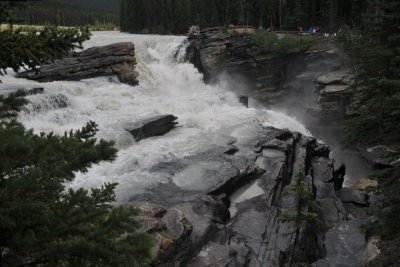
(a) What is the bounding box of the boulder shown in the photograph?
[17,42,139,86]
[126,114,178,141]
[358,145,397,169]
[337,188,369,207]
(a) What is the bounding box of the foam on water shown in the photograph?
[1,31,310,202]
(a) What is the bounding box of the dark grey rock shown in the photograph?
[17,42,139,86]
[358,145,397,169]
[27,87,44,95]
[238,96,248,108]
[127,126,355,267]
[337,188,369,207]
[126,114,178,141]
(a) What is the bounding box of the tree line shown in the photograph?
[120,0,369,34]
[9,0,118,27]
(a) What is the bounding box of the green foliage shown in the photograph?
[273,35,316,55]
[89,22,118,31]
[250,30,279,52]
[342,0,400,147]
[341,0,400,240]
[11,0,119,27]
[251,30,316,55]
[0,26,90,75]
[278,172,321,231]
[0,1,26,24]
[120,0,369,34]
[362,166,400,239]
[0,5,153,265]
[0,92,153,266]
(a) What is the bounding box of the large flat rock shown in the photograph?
[17,42,139,86]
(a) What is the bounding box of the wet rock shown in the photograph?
[316,219,367,267]
[238,96,248,108]
[315,70,350,86]
[188,242,239,267]
[17,42,139,86]
[27,87,44,95]
[23,93,69,114]
[337,188,369,207]
[126,114,178,141]
[133,202,193,265]
[332,164,345,190]
[128,126,352,266]
[358,145,397,169]
[186,27,297,100]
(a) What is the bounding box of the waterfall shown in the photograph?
[1,31,310,202]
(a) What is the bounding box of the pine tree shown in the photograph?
[343,0,400,146]
[0,3,153,266]
[342,0,400,239]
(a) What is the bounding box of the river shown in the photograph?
[1,31,310,202]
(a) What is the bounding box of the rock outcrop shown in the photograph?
[186,27,300,102]
[125,114,178,141]
[129,126,353,266]
[17,42,139,86]
[186,28,356,121]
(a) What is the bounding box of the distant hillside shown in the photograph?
[13,0,119,26]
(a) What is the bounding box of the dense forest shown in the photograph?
[120,0,368,34]
[9,0,119,27]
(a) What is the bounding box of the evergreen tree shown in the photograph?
[0,26,91,75]
[342,0,400,239]
[343,0,400,147]
[0,3,153,266]
[119,0,368,34]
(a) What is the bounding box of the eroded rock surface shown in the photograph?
[129,126,354,266]
[17,42,139,86]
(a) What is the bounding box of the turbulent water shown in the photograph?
[1,31,310,202]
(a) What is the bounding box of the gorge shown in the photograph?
[1,31,375,266]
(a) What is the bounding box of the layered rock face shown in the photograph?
[186,28,355,121]
[186,28,304,103]
[17,42,139,86]
[130,126,348,266]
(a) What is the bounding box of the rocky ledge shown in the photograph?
[128,125,367,266]
[17,42,139,86]
[186,27,300,96]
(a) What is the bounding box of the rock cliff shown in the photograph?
[186,28,355,121]
[129,125,350,266]
[17,42,139,86]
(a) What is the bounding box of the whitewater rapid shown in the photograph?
[1,31,310,202]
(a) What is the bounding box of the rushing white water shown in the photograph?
[1,31,310,202]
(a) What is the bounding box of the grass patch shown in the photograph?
[251,30,318,55]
